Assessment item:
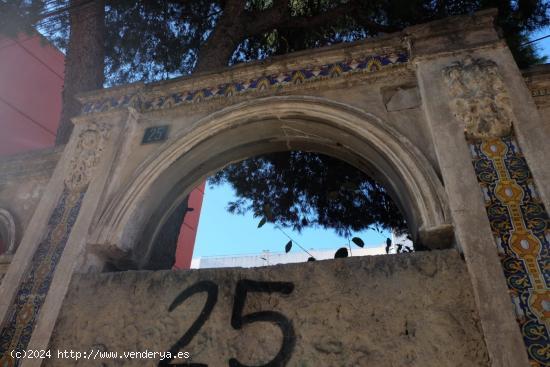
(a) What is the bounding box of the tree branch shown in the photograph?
[195,0,399,73]
[194,0,247,72]
[246,1,397,37]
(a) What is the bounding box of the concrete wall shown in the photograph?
[46,250,489,367]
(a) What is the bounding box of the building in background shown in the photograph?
[173,182,205,269]
[190,231,414,269]
[191,245,388,269]
[0,32,202,268]
[0,32,63,155]
[0,32,63,260]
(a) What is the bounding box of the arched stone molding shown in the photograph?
[89,96,451,267]
[0,208,16,255]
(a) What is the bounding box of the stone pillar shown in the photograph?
[409,11,530,367]
[494,47,550,215]
[0,109,132,367]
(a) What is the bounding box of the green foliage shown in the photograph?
[334,247,349,258]
[6,0,548,83]
[4,0,550,244]
[103,0,221,84]
[257,217,267,228]
[385,237,392,254]
[210,151,407,237]
[285,240,292,253]
[0,0,48,37]
[352,237,365,248]
[227,0,550,71]
[385,237,413,254]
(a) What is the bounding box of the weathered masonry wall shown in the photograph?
[46,250,489,367]
[0,147,62,283]
[524,63,550,125]
[0,63,547,258]
[2,9,550,367]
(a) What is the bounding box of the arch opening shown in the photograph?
[91,96,451,269]
[140,149,411,270]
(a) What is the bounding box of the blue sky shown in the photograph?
[193,182,390,257]
[192,27,550,258]
[532,28,550,61]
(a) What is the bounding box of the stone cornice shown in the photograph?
[79,44,409,116]
[77,9,502,116]
[523,64,550,108]
[405,8,498,42]
[405,9,501,61]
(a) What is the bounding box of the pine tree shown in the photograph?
[2,0,549,244]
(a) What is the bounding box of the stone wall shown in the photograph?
[0,146,61,283]
[523,64,550,124]
[46,250,489,367]
[0,147,61,235]
[5,11,550,366]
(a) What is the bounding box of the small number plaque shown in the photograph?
[142,125,169,144]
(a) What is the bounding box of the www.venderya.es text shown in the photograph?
[10,349,189,361]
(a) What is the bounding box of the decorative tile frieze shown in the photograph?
[470,135,550,366]
[81,52,409,115]
[0,188,85,367]
[0,122,111,367]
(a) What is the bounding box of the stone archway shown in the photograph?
[4,11,548,366]
[90,95,451,268]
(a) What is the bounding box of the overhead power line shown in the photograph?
[35,0,96,21]
[521,33,550,47]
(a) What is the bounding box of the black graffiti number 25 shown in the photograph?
[159,279,295,367]
[229,279,295,367]
[159,280,218,367]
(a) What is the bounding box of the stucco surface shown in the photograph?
[0,147,61,234]
[46,250,488,367]
[0,147,61,284]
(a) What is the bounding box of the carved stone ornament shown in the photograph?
[443,57,514,140]
[65,122,111,191]
[0,208,16,254]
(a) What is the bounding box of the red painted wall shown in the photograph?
[0,32,203,267]
[173,182,205,269]
[0,33,63,155]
